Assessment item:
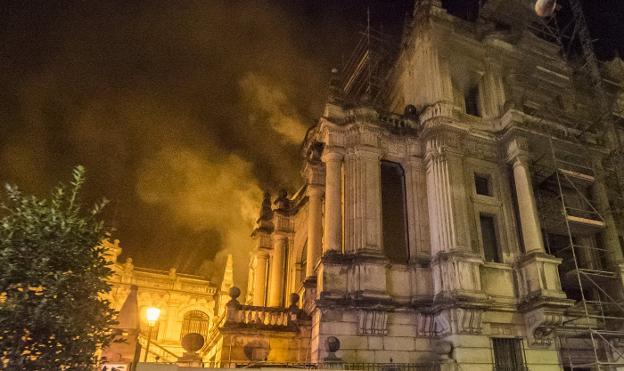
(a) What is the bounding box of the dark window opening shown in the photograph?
[442,0,480,22]
[381,161,409,264]
[475,174,491,196]
[492,338,525,371]
[465,85,480,116]
[480,214,500,262]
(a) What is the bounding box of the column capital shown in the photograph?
[303,161,325,187]
[506,136,530,165]
[321,147,344,162]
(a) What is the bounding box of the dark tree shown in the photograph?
[0,166,117,370]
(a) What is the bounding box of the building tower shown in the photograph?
[209,1,624,369]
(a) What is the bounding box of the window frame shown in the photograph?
[474,173,493,197]
[380,160,410,264]
[491,337,527,371]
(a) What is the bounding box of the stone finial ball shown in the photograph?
[181,333,205,353]
[229,286,241,299]
[325,336,341,353]
[289,293,300,306]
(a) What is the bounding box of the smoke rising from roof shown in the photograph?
[3,0,621,291]
[0,0,334,288]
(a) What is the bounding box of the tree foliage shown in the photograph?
[0,166,117,370]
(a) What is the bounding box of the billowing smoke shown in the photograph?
[0,1,416,290]
[0,0,331,290]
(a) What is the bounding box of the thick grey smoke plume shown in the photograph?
[0,1,331,288]
[0,0,419,289]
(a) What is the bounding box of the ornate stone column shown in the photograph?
[322,149,343,255]
[268,234,287,307]
[505,136,567,311]
[506,137,546,254]
[424,131,472,253]
[250,192,273,307]
[252,251,269,307]
[304,161,324,278]
[306,184,323,277]
[424,128,483,300]
[344,147,383,254]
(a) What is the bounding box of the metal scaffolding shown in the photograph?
[529,1,624,369]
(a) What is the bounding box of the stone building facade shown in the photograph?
[104,239,221,363]
[206,1,624,370]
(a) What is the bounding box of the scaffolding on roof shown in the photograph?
[339,13,398,105]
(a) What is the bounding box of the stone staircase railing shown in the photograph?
[137,332,179,363]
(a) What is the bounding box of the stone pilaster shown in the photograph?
[344,147,383,254]
[322,149,344,255]
[304,162,324,279]
[252,250,269,307]
[268,234,287,307]
[424,127,483,301]
[405,153,430,260]
[424,131,472,254]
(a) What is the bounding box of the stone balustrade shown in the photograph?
[236,305,290,327]
[223,288,308,330]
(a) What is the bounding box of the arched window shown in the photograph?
[180,310,210,341]
[381,161,409,263]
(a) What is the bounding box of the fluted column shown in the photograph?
[306,184,323,277]
[360,149,383,251]
[252,251,269,306]
[322,150,343,254]
[268,235,287,307]
[507,138,545,254]
[425,139,471,253]
[425,130,483,299]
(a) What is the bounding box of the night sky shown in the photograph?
[1,0,622,286]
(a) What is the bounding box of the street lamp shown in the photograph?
[143,307,161,362]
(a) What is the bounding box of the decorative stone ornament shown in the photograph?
[324,336,342,362]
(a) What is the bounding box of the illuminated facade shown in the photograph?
[206,1,624,370]
[104,239,224,363]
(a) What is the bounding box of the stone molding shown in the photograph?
[524,308,564,347]
[416,307,485,337]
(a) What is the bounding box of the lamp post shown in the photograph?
[143,307,161,362]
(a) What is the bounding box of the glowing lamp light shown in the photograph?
[146,307,160,326]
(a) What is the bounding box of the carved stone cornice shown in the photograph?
[463,135,500,162]
[423,123,468,163]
